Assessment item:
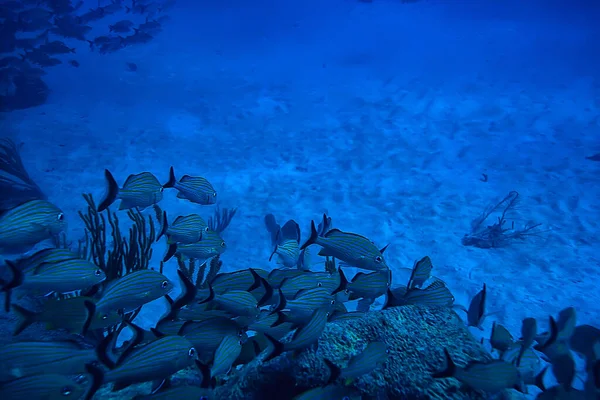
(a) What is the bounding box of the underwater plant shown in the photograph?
[462,191,544,249]
[207,204,237,234]
[177,254,222,289]
[0,138,46,213]
[78,193,156,283]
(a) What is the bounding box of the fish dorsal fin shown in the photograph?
[180,175,192,181]
[172,215,185,224]
[324,229,369,242]
[323,228,343,238]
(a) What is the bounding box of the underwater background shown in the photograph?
[1,0,600,399]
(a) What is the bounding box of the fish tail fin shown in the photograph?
[198,283,214,305]
[156,211,168,242]
[382,288,397,310]
[432,349,457,379]
[11,304,37,335]
[299,220,318,251]
[263,333,285,362]
[269,289,287,315]
[162,166,177,189]
[331,267,348,295]
[97,169,119,212]
[86,40,94,50]
[2,260,23,313]
[163,243,177,262]
[255,275,273,307]
[195,360,215,389]
[268,245,278,262]
[323,358,341,385]
[96,332,117,369]
[81,300,96,336]
[84,363,105,400]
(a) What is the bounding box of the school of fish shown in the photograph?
[0,163,599,400]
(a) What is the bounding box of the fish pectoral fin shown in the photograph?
[317,248,333,257]
[176,192,187,199]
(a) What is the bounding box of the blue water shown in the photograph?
[2,0,600,398]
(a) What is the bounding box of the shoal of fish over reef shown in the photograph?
[0,152,599,399]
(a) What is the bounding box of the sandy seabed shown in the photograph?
[1,1,599,396]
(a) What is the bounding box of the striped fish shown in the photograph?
[407,256,433,289]
[16,248,82,274]
[1,259,105,311]
[279,271,329,299]
[325,341,389,383]
[177,307,233,322]
[212,290,260,317]
[97,170,164,212]
[163,229,226,263]
[0,373,87,399]
[284,307,330,351]
[267,268,306,288]
[269,220,301,268]
[272,287,336,325]
[95,269,174,313]
[0,199,66,253]
[501,343,541,384]
[11,296,108,336]
[264,307,330,360]
[517,318,537,367]
[248,310,295,340]
[157,212,207,244]
[211,268,268,295]
[329,311,366,324]
[340,341,388,380]
[211,335,243,378]
[433,349,520,393]
[300,221,389,273]
[347,271,389,300]
[97,335,197,388]
[0,341,96,382]
[490,322,514,355]
[163,166,217,205]
[466,283,487,329]
[400,280,454,307]
[180,317,246,356]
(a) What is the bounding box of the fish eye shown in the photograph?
[204,227,210,232]
[94,269,102,276]
[344,289,350,295]
[188,347,196,357]
[57,213,64,221]
[101,314,108,320]
[317,282,322,287]
[61,386,73,396]
[73,374,86,384]
[330,300,335,305]
[375,255,383,263]
[220,241,226,247]
[239,339,244,345]
[238,330,244,337]
[161,280,169,289]
[213,192,217,197]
